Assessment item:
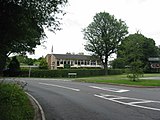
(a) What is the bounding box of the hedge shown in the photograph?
[19,69,123,78]
[108,69,124,75]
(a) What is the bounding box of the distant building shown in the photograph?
[148,57,160,68]
[45,53,102,70]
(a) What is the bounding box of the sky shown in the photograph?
[28,0,160,58]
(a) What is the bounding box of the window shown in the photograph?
[57,61,60,66]
[60,60,63,64]
[71,61,73,66]
[67,61,70,65]
[91,61,96,65]
[78,61,80,65]
[80,60,83,65]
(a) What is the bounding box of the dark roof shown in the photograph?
[46,54,98,60]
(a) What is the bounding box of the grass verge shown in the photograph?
[0,83,34,120]
[75,74,160,87]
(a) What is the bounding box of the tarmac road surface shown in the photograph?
[6,78,160,120]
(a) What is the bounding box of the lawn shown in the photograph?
[75,74,160,87]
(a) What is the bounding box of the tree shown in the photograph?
[127,60,143,81]
[83,12,128,75]
[39,58,48,69]
[16,55,38,65]
[3,56,20,77]
[117,33,159,71]
[8,56,20,71]
[0,0,67,75]
[16,55,28,65]
[111,58,126,69]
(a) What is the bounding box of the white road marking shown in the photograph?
[128,101,153,105]
[39,82,80,92]
[89,86,130,93]
[95,94,160,111]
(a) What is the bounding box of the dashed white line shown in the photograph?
[89,86,130,93]
[95,94,160,111]
[39,82,80,92]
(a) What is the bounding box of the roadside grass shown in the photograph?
[75,74,160,87]
[143,73,160,77]
[0,83,34,120]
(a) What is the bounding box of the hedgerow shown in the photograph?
[19,69,123,78]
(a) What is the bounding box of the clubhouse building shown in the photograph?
[45,53,102,70]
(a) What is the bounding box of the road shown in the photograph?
[13,78,160,120]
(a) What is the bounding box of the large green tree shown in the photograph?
[117,33,159,71]
[0,0,67,75]
[83,12,128,74]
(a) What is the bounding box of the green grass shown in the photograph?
[143,73,160,77]
[0,83,34,120]
[75,74,160,87]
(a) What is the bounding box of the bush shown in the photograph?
[19,69,124,78]
[108,69,124,75]
[0,83,34,120]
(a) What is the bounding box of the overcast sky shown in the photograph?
[29,0,160,58]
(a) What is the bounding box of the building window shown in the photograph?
[67,61,70,65]
[78,61,81,65]
[91,61,96,65]
[85,61,89,65]
[71,61,73,66]
[57,61,60,66]
[81,60,84,65]
[60,60,63,64]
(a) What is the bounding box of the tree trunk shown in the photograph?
[104,57,108,75]
[104,63,108,75]
[0,50,7,76]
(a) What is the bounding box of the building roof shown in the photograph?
[46,54,99,60]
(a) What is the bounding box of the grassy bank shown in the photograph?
[0,83,34,120]
[75,74,160,87]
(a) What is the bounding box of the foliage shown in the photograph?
[64,64,71,69]
[16,55,37,65]
[83,12,128,75]
[16,55,28,65]
[117,33,159,69]
[19,69,124,78]
[116,33,159,80]
[111,58,126,69]
[39,58,48,69]
[8,56,20,70]
[126,60,144,81]
[0,0,67,75]
[0,83,34,120]
[3,56,20,77]
[108,69,124,75]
